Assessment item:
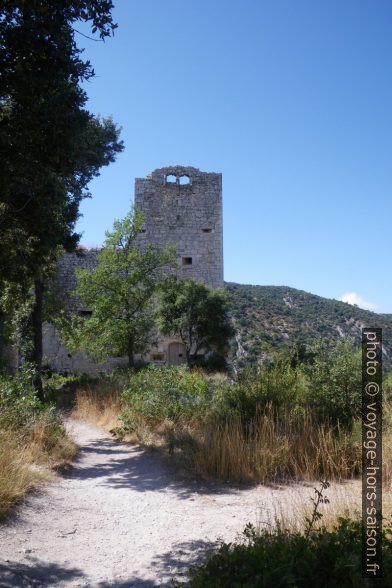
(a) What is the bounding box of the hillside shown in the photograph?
[226,282,392,369]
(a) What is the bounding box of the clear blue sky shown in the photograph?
[76,0,392,313]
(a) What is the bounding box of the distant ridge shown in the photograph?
[225,282,392,369]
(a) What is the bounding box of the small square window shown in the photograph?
[182,257,192,266]
[79,309,92,318]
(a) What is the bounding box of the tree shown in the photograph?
[61,209,176,367]
[157,277,234,366]
[0,2,123,392]
[305,338,361,428]
[0,1,119,290]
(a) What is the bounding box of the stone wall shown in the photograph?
[135,166,224,289]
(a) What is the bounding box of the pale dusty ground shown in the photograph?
[0,419,360,587]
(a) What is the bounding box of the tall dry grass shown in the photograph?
[72,382,124,432]
[0,431,39,518]
[0,418,77,519]
[190,408,361,483]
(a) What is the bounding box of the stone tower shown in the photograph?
[134,166,224,289]
[42,165,224,372]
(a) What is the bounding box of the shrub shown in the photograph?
[304,339,361,428]
[119,366,213,433]
[210,362,308,425]
[114,364,361,483]
[0,363,42,429]
[188,517,392,587]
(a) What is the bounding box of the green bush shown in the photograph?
[304,340,361,428]
[43,371,96,405]
[188,518,392,587]
[0,365,70,439]
[119,366,213,433]
[211,362,308,425]
[0,364,43,429]
[118,339,363,436]
[218,340,362,430]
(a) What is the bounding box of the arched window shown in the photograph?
[179,175,190,185]
[166,174,177,184]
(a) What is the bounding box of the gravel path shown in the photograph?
[0,419,356,587]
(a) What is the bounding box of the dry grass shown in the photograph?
[72,383,124,432]
[254,479,392,536]
[0,419,77,519]
[71,386,392,491]
[0,431,40,518]
[190,409,361,483]
[254,480,361,534]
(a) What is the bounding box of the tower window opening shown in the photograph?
[182,256,193,266]
[166,174,177,184]
[179,175,190,185]
[202,228,212,233]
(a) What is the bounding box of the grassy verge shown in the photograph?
[69,340,392,485]
[70,386,385,485]
[0,366,77,519]
[73,385,362,483]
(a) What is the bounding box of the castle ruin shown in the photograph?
[42,166,224,373]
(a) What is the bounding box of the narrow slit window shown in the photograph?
[182,256,193,266]
[202,228,212,233]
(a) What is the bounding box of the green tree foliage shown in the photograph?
[304,339,362,428]
[61,209,176,367]
[0,1,120,290]
[0,2,123,386]
[158,277,234,366]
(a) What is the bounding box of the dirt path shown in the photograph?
[0,419,358,587]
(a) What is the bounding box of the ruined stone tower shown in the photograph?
[42,165,224,372]
[134,166,224,289]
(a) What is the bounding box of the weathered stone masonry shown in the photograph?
[42,166,224,373]
[135,166,223,289]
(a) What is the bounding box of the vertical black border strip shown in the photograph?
[362,328,382,578]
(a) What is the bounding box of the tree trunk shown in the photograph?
[32,278,45,402]
[185,347,192,368]
[127,338,135,368]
